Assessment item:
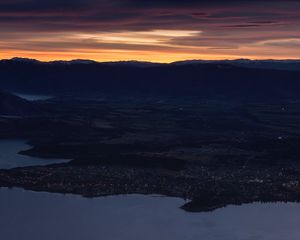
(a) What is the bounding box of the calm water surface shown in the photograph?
[0,140,68,169]
[0,188,300,240]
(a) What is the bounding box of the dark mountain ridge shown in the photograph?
[172,59,300,71]
[4,57,300,71]
[1,58,300,100]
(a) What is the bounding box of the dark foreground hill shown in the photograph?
[1,58,300,99]
[0,90,40,115]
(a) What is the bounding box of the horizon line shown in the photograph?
[2,57,300,65]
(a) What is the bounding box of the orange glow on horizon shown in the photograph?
[2,50,300,63]
[0,51,243,63]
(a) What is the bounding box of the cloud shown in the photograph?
[263,38,300,47]
[0,0,300,61]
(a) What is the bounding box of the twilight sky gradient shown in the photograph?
[1,0,300,62]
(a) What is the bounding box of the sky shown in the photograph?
[0,0,300,62]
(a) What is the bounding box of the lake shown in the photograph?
[0,140,68,169]
[0,188,300,240]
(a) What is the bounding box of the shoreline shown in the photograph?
[1,163,300,212]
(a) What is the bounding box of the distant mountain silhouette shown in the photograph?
[0,90,40,115]
[1,58,300,99]
[172,59,300,71]
[5,57,300,71]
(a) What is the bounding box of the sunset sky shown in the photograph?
[1,0,300,62]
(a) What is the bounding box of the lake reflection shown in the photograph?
[14,93,53,101]
[0,188,300,240]
[0,140,68,169]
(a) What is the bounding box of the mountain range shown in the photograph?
[4,57,300,71]
[1,58,300,99]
